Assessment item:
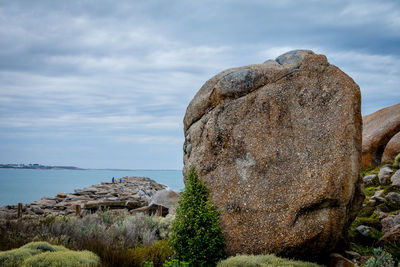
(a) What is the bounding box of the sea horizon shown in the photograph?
[0,168,184,206]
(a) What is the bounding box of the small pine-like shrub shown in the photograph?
[21,250,100,267]
[170,167,224,266]
[217,254,322,267]
[364,247,395,267]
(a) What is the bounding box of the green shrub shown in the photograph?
[21,241,68,252]
[217,254,322,267]
[0,247,41,267]
[0,242,100,267]
[163,259,190,266]
[393,153,400,169]
[21,250,100,267]
[170,167,224,266]
[155,214,175,239]
[364,247,395,267]
[127,240,174,267]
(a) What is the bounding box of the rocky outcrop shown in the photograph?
[183,50,363,259]
[362,103,400,168]
[382,132,400,164]
[0,177,175,218]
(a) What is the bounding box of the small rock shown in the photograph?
[391,170,400,187]
[370,196,386,203]
[328,253,355,267]
[356,225,370,237]
[363,174,377,186]
[381,214,400,234]
[378,165,394,184]
[31,206,44,215]
[377,224,400,248]
[344,250,361,261]
[56,192,68,198]
[386,192,400,205]
[373,190,384,198]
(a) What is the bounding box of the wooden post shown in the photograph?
[76,205,81,217]
[157,205,162,217]
[18,203,23,219]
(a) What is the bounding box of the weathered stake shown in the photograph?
[18,203,23,219]
[76,205,81,217]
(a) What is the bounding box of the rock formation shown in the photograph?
[362,103,400,168]
[0,177,178,218]
[183,50,364,259]
[382,132,400,164]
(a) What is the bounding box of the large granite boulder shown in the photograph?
[362,103,400,168]
[183,50,364,259]
[382,132,400,164]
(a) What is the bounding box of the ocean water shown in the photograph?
[0,169,184,206]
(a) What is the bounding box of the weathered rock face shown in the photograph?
[183,50,364,259]
[362,103,400,168]
[382,132,400,164]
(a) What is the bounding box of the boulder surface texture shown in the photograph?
[183,50,364,259]
[362,103,400,168]
[382,131,400,164]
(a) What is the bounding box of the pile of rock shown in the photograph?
[0,176,179,218]
[357,163,400,254]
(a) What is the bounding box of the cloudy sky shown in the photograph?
[0,0,399,169]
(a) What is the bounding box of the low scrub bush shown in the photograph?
[21,250,100,267]
[364,247,395,267]
[217,254,322,267]
[0,241,100,267]
[0,247,41,267]
[0,211,175,266]
[170,168,224,266]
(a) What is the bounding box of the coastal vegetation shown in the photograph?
[1,163,399,266]
[0,241,99,267]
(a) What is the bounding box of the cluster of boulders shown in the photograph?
[359,163,400,248]
[0,176,179,219]
[362,103,400,169]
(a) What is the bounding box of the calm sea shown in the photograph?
[0,169,184,206]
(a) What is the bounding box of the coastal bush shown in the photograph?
[364,247,395,267]
[393,153,400,169]
[0,247,41,267]
[21,250,100,267]
[0,241,100,267]
[127,239,174,267]
[217,254,322,267]
[0,211,176,267]
[170,167,224,266]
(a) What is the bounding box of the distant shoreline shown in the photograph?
[0,164,181,171]
[0,164,84,170]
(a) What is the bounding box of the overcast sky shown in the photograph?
[0,0,399,169]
